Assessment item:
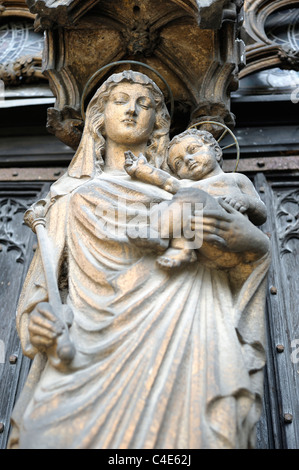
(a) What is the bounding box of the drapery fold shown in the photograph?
[9,172,270,449]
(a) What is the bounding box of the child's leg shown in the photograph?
[156,238,197,270]
[126,200,170,253]
[126,226,169,253]
[156,187,222,270]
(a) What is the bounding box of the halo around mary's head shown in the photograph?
[67,70,171,179]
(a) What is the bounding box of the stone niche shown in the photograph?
[25,0,245,149]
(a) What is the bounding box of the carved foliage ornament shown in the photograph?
[277,48,299,71]
[266,5,299,71]
[0,199,30,263]
[276,189,299,256]
[121,19,161,57]
[0,21,46,86]
[0,55,43,86]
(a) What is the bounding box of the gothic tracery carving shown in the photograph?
[0,199,30,263]
[276,189,299,256]
[0,21,46,86]
[241,0,299,77]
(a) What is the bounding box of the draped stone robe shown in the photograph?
[9,171,270,449]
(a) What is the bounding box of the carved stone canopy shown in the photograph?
[24,0,244,149]
[27,0,238,30]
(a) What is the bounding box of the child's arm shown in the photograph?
[124,151,181,194]
[233,173,267,226]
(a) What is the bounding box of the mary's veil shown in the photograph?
[49,70,170,198]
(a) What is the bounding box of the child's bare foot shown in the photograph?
[157,247,197,270]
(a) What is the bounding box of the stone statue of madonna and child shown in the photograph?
[8,70,270,450]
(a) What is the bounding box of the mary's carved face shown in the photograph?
[81,71,170,172]
[103,82,156,146]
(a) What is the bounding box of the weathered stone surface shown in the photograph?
[9,70,270,449]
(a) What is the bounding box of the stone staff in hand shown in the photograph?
[24,199,75,368]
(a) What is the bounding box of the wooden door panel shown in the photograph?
[0,183,50,449]
[255,174,299,449]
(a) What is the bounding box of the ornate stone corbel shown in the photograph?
[26,0,72,27]
[195,0,227,29]
[46,106,84,150]
[222,0,244,27]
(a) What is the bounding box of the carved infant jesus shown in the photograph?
[124,129,267,269]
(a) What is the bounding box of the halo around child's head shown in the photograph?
[188,120,240,172]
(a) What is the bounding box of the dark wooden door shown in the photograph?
[255,173,299,449]
[0,182,50,449]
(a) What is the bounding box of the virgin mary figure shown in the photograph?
[9,70,270,449]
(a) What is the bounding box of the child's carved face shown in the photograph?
[168,135,221,180]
